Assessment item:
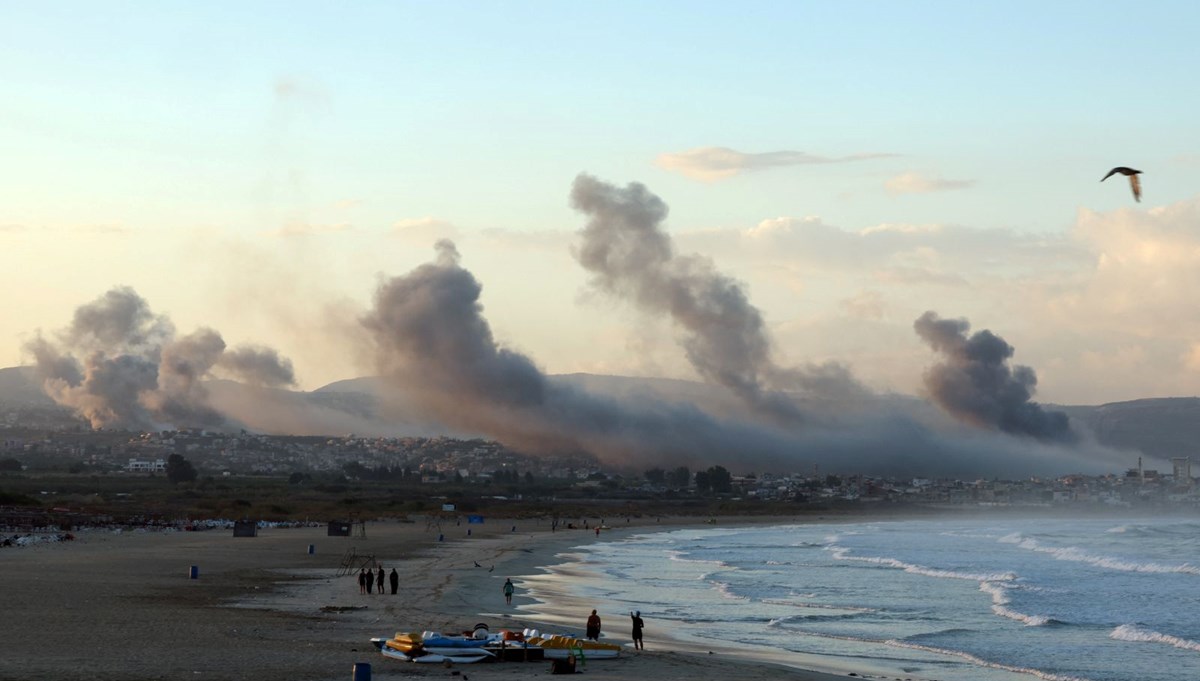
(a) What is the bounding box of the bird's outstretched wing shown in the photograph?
[1100,168,1121,182]
[1129,174,1141,202]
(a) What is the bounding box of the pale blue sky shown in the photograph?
[4,2,1200,403]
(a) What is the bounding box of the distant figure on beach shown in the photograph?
[376,566,385,595]
[504,578,515,605]
[595,527,600,537]
[586,609,602,640]
[389,567,399,594]
[358,568,367,595]
[630,611,644,650]
[365,568,373,594]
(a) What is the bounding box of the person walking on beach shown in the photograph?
[389,567,399,595]
[630,611,644,650]
[376,565,385,595]
[358,568,367,595]
[586,609,602,641]
[503,578,515,605]
[365,567,373,594]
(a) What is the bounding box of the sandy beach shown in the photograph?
[0,514,865,681]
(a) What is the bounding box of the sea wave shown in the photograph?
[979,578,1059,626]
[767,612,866,627]
[774,628,1094,681]
[760,597,876,612]
[667,549,732,569]
[827,545,1017,582]
[887,638,1095,681]
[1110,624,1200,652]
[999,533,1200,575]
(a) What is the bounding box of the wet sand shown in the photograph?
[0,514,868,681]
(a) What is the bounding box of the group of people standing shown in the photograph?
[502,580,646,650]
[584,608,645,650]
[358,565,399,595]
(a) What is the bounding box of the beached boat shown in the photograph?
[372,633,495,664]
[412,652,492,664]
[527,634,622,659]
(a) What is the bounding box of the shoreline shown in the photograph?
[238,513,914,681]
[0,512,868,681]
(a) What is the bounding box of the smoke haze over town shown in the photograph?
[4,5,1200,480]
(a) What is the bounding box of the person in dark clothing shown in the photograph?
[376,566,385,595]
[503,578,515,604]
[358,568,367,595]
[389,567,399,595]
[586,609,601,641]
[630,611,644,650]
[365,568,373,594]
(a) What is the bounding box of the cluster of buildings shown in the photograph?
[720,461,1197,507]
[2,427,1196,508]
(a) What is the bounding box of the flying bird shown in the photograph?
[1101,167,1142,202]
[488,565,494,573]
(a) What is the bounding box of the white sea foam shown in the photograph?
[978,578,1055,625]
[827,545,1017,582]
[1000,533,1200,575]
[667,549,730,568]
[1110,624,1200,652]
[712,580,749,600]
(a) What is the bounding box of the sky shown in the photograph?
[5,1,1200,408]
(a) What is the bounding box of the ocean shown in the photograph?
[515,515,1200,681]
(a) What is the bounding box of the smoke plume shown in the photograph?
[26,286,296,430]
[914,311,1075,442]
[360,241,1108,477]
[569,173,864,424]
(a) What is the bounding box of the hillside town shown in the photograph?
[2,426,1196,509]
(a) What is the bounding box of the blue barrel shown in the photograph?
[307,544,315,555]
[189,565,199,579]
[352,662,371,681]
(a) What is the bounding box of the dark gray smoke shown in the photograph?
[26,287,295,430]
[914,311,1076,442]
[360,241,1110,477]
[218,346,296,387]
[569,174,864,423]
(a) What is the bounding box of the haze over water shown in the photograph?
[519,516,1200,681]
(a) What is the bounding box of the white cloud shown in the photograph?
[656,146,895,182]
[885,171,974,195]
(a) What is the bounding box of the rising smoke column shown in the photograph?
[26,286,296,430]
[913,311,1075,442]
[357,240,1109,477]
[569,174,862,424]
[361,240,816,467]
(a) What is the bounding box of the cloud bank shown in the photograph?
[656,146,894,182]
[886,171,974,195]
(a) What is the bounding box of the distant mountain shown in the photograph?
[1056,399,1200,463]
[0,366,54,407]
[2,364,1197,462]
